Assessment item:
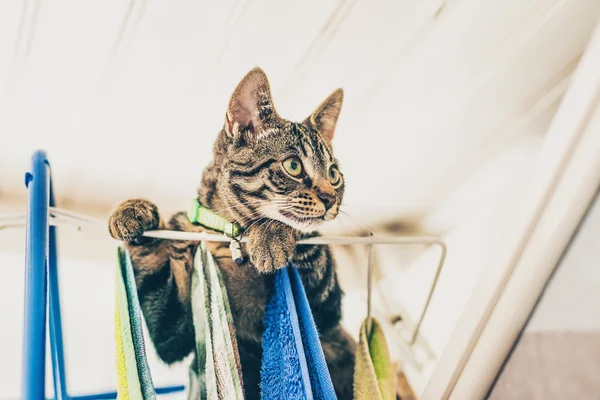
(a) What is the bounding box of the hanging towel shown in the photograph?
[289,266,338,399]
[190,242,245,400]
[115,248,156,400]
[353,318,395,400]
[115,284,140,400]
[261,265,337,400]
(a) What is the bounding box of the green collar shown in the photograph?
[188,198,243,237]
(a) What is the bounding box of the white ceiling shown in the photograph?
[1,0,599,230]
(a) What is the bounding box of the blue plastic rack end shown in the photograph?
[23,151,50,400]
[21,151,186,399]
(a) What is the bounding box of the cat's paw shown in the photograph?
[247,222,296,274]
[108,199,160,244]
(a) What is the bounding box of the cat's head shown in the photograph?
[209,68,345,232]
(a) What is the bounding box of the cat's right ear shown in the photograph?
[303,88,343,145]
[225,68,276,141]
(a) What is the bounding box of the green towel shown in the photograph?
[354,318,396,400]
[189,242,244,399]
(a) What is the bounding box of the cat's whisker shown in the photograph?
[334,216,349,236]
[209,201,267,216]
[208,203,269,225]
[336,213,366,235]
[243,216,272,232]
[337,210,377,235]
[209,199,288,220]
[275,206,295,211]
[215,199,286,212]
[266,218,278,233]
[253,218,273,235]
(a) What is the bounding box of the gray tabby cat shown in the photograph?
[108,68,356,399]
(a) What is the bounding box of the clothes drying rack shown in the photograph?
[3,151,447,399]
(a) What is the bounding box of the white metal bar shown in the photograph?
[143,229,445,246]
[366,238,375,335]
[1,205,447,357]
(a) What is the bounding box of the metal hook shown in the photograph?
[366,232,375,336]
[229,237,244,264]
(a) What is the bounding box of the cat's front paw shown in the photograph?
[247,222,296,274]
[108,199,160,244]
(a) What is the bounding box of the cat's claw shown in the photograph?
[247,221,296,274]
[108,199,160,244]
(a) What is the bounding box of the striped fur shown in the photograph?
[108,68,355,399]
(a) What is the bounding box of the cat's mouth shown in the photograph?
[259,201,337,231]
[279,210,326,230]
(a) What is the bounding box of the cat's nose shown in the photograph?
[317,192,336,210]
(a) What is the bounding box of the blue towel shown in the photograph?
[289,267,337,399]
[261,265,337,400]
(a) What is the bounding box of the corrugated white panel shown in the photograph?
[2,0,596,226]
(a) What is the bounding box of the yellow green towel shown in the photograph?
[115,251,143,400]
[115,293,131,399]
[354,318,396,400]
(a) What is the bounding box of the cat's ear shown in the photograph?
[303,88,344,144]
[225,68,276,140]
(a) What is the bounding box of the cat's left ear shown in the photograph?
[225,68,276,141]
[303,88,344,144]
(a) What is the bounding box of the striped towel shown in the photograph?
[115,244,243,399]
[115,248,156,400]
[189,242,245,400]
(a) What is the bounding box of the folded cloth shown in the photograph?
[353,318,396,400]
[261,265,336,400]
[190,242,245,400]
[116,248,156,399]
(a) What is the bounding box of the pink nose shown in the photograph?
[317,192,336,210]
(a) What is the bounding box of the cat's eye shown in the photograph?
[328,166,341,187]
[282,157,303,177]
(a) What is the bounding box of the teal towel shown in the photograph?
[117,248,156,399]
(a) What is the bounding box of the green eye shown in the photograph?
[283,157,303,177]
[328,166,341,186]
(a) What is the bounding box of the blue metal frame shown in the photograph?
[48,178,68,400]
[23,151,50,400]
[68,385,186,400]
[22,151,185,399]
